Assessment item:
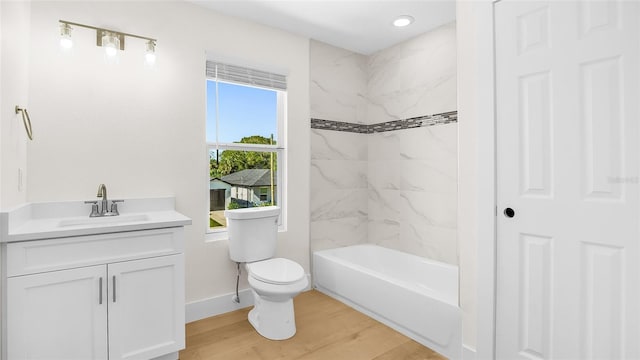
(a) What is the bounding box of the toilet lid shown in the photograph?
[247,258,305,285]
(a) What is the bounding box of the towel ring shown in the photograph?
[15,106,33,140]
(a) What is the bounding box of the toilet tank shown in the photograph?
[225,206,280,263]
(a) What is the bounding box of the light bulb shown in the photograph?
[59,23,73,49]
[102,32,120,57]
[393,15,414,27]
[105,44,117,57]
[60,37,73,49]
[145,52,156,65]
[144,40,156,65]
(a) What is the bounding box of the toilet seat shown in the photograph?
[246,258,305,285]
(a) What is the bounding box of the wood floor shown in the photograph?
[180,290,445,360]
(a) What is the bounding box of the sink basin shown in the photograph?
[58,214,149,227]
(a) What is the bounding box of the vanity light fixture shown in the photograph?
[58,20,157,64]
[393,15,414,27]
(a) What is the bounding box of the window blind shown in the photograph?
[206,61,287,91]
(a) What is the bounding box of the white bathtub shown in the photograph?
[313,244,462,359]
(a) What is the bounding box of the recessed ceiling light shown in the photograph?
[393,15,414,27]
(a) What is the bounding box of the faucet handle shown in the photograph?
[110,200,124,216]
[84,200,100,217]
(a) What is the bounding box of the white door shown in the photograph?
[496,1,640,359]
[7,265,108,360]
[107,254,185,360]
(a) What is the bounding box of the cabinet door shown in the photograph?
[108,254,185,360]
[7,265,108,360]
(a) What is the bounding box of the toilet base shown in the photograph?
[247,290,297,340]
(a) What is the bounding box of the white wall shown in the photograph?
[1,1,30,210]
[457,1,479,352]
[1,1,32,356]
[457,1,497,356]
[25,1,310,305]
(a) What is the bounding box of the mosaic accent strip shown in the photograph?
[308,119,370,134]
[311,111,457,134]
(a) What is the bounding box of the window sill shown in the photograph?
[205,230,229,243]
[204,225,287,243]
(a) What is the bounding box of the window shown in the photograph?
[206,61,286,238]
[259,187,269,202]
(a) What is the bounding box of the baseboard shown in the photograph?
[185,273,312,323]
[303,273,312,291]
[152,351,178,360]
[186,289,254,323]
[462,344,476,360]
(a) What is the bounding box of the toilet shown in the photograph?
[225,206,308,340]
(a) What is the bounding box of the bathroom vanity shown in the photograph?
[0,197,191,360]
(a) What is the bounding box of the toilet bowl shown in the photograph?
[246,258,308,340]
[225,206,307,340]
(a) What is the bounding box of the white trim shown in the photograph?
[476,1,498,359]
[277,91,288,233]
[463,344,477,360]
[204,226,287,243]
[206,142,282,151]
[151,352,178,360]
[185,288,254,324]
[204,228,229,243]
[185,274,312,323]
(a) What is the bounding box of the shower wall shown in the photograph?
[310,40,369,253]
[310,22,458,264]
[366,22,458,264]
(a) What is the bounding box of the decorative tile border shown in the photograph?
[308,118,370,134]
[311,111,457,134]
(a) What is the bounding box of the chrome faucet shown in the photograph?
[86,184,123,217]
[96,184,110,216]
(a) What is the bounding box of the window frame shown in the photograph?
[205,81,287,242]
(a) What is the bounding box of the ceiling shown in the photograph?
[189,1,456,55]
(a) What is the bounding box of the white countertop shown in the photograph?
[0,197,192,242]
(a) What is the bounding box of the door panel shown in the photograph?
[7,265,108,360]
[108,254,185,360]
[519,71,552,197]
[581,56,623,200]
[495,1,639,358]
[518,234,552,359]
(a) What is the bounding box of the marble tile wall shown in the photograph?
[365,21,458,265]
[309,21,458,265]
[310,40,368,124]
[310,40,369,252]
[367,21,457,125]
[367,124,457,264]
[310,129,369,252]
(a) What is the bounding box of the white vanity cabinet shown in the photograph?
[4,227,185,360]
